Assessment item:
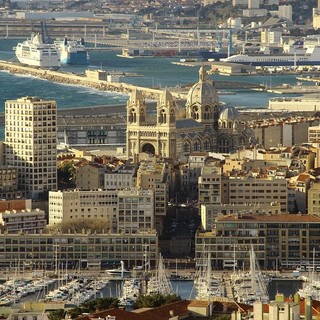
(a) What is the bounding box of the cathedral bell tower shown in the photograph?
[127,88,146,126]
[156,89,177,158]
[126,88,146,159]
[157,89,176,127]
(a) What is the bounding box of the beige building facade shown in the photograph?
[200,202,281,231]
[118,188,154,233]
[5,96,57,199]
[0,231,158,270]
[196,213,320,269]
[228,176,287,211]
[48,189,118,231]
[0,209,46,234]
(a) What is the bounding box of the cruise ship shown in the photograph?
[221,44,320,67]
[14,34,60,69]
[54,38,89,65]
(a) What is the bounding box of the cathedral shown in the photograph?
[126,66,251,160]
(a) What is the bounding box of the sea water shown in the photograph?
[0,39,302,109]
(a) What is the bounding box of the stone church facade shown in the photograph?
[126,66,251,160]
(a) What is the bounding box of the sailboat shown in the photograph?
[146,254,173,295]
[192,249,226,300]
[232,245,269,304]
[298,248,320,300]
[119,278,142,307]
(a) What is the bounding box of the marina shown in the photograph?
[0,267,307,308]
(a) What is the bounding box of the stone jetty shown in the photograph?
[0,60,182,100]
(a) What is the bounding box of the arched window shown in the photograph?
[192,106,199,120]
[140,108,145,122]
[183,142,191,153]
[130,108,136,123]
[204,140,210,150]
[159,109,167,124]
[194,140,200,151]
[170,108,175,123]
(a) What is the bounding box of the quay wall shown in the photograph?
[0,60,171,100]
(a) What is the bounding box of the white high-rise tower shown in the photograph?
[5,96,57,199]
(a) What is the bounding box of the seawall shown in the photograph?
[0,60,173,100]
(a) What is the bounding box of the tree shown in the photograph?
[133,293,181,309]
[58,162,76,189]
[45,217,111,234]
[48,309,66,320]
[67,297,119,318]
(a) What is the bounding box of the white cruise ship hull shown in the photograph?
[15,35,61,69]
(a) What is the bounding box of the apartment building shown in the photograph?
[104,164,137,190]
[195,213,320,270]
[287,173,313,214]
[118,188,154,233]
[308,125,320,143]
[137,160,169,232]
[0,166,25,199]
[180,152,208,195]
[228,175,288,211]
[75,162,106,190]
[0,209,46,234]
[5,97,57,199]
[198,164,223,207]
[308,180,320,215]
[0,231,158,270]
[200,202,281,231]
[49,189,118,231]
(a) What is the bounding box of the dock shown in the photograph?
[266,84,320,94]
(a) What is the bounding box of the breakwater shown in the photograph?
[0,60,175,100]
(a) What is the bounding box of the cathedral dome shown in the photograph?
[186,66,219,106]
[219,105,239,121]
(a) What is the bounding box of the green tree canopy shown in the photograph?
[133,293,181,309]
[48,309,66,320]
[58,161,76,189]
[67,297,119,318]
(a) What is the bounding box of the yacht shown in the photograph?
[106,261,131,279]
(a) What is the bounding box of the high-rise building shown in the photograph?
[5,96,57,199]
[278,5,292,21]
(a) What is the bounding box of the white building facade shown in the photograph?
[49,189,118,231]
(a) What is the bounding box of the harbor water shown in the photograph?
[102,278,303,300]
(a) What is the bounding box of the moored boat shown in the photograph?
[14,34,60,69]
[221,45,320,67]
[106,261,131,279]
[54,38,89,65]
